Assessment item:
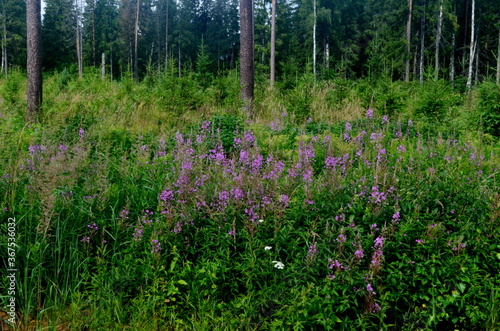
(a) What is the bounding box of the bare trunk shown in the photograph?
[240,0,254,112]
[76,0,83,79]
[405,0,413,82]
[2,11,7,76]
[134,0,140,81]
[418,12,425,84]
[419,1,425,84]
[496,26,500,86]
[110,46,113,81]
[92,0,96,67]
[466,0,475,92]
[313,0,316,80]
[270,0,276,86]
[102,53,105,79]
[325,42,329,68]
[434,0,443,80]
[178,45,181,78]
[26,0,43,122]
[165,0,169,70]
[450,1,456,81]
[474,35,479,85]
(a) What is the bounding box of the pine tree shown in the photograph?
[26,0,42,122]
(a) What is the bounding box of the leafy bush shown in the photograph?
[476,82,500,137]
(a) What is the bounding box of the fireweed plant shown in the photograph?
[1,108,499,330]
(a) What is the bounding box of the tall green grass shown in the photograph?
[1,71,499,330]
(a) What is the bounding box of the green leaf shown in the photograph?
[457,283,466,293]
[496,252,500,260]
[177,280,188,285]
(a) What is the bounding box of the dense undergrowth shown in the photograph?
[1,70,500,330]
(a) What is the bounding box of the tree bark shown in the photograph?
[313,0,316,80]
[165,0,169,70]
[434,0,443,80]
[419,2,425,84]
[2,11,7,76]
[134,0,140,81]
[75,0,83,79]
[240,0,254,112]
[405,0,413,82]
[92,0,96,67]
[450,0,456,81]
[102,52,105,79]
[26,0,42,122]
[466,0,475,92]
[496,25,500,86]
[270,0,276,86]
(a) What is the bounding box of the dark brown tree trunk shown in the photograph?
[26,0,42,122]
[240,0,254,113]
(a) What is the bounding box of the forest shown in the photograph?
[0,0,500,330]
[0,0,499,84]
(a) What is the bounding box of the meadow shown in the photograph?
[1,69,500,330]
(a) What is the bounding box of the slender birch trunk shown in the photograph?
[325,42,329,68]
[102,53,105,79]
[406,0,413,82]
[450,0,456,81]
[270,0,276,86]
[466,0,475,92]
[76,0,83,79]
[434,0,443,80]
[134,0,140,81]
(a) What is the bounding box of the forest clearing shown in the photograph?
[1,0,500,329]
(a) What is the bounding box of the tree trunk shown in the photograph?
[102,53,105,79]
[270,0,276,86]
[496,25,500,86]
[325,42,329,68]
[92,0,96,67]
[2,11,7,76]
[474,33,479,85]
[313,0,317,80]
[419,0,425,84]
[466,0,475,92]
[405,0,413,82]
[434,0,443,80]
[75,0,83,79]
[240,0,254,113]
[26,0,42,122]
[450,0,456,81]
[134,0,140,81]
[165,0,169,70]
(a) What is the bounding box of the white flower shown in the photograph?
[272,261,284,269]
[258,219,264,223]
[264,246,272,250]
